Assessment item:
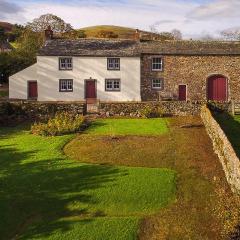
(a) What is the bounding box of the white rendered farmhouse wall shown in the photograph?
[9,64,37,99]
[9,56,141,102]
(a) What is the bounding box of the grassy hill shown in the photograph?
[79,25,137,39]
[0,22,13,32]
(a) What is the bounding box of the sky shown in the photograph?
[1,0,240,38]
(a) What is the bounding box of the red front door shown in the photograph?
[179,85,187,101]
[85,80,96,99]
[208,76,227,101]
[28,81,38,99]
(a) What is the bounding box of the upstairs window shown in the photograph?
[105,79,121,91]
[59,57,72,70]
[107,58,120,70]
[152,79,163,90]
[59,79,73,92]
[152,57,163,71]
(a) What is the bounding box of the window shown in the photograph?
[59,58,72,70]
[107,58,120,70]
[152,79,163,90]
[59,79,73,92]
[105,79,121,91]
[152,57,163,71]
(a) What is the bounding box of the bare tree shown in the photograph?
[220,28,240,41]
[27,14,73,33]
[171,29,182,40]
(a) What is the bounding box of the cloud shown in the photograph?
[187,0,240,20]
[2,0,240,39]
[0,0,23,20]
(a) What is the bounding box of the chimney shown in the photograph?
[135,29,140,41]
[44,26,53,40]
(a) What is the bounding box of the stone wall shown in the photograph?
[0,101,85,124]
[201,105,240,194]
[141,55,240,101]
[99,101,204,117]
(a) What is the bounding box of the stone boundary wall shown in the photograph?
[99,101,205,117]
[0,101,85,123]
[201,105,240,194]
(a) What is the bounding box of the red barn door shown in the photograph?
[208,76,227,101]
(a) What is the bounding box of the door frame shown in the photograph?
[178,84,187,101]
[84,79,97,99]
[206,74,228,101]
[27,80,38,100]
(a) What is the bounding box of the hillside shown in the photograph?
[0,22,13,32]
[79,25,136,39]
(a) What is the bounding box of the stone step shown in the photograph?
[86,104,99,113]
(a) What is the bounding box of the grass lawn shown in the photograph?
[0,121,175,240]
[66,116,240,240]
[85,118,169,136]
[214,113,240,158]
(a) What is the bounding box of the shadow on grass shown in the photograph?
[0,128,123,239]
[214,112,240,158]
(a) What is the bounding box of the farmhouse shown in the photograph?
[9,33,240,102]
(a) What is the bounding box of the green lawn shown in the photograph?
[214,113,240,157]
[0,121,175,240]
[85,118,169,136]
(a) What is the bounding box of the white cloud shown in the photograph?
[3,0,240,39]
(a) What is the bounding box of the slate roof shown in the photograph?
[38,39,141,57]
[38,38,240,56]
[140,40,240,55]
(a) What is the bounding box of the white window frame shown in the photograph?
[59,57,73,70]
[152,57,163,71]
[105,79,121,91]
[152,79,163,90]
[107,58,120,70]
[59,79,73,92]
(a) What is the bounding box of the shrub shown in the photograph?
[31,112,85,136]
[140,105,164,118]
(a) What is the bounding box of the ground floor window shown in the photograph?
[152,79,163,90]
[59,79,73,92]
[105,79,121,91]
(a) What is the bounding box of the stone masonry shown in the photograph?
[141,55,240,102]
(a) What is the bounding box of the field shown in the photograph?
[1,117,239,240]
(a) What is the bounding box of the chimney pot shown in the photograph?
[135,29,140,41]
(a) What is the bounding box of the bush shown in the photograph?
[140,106,164,118]
[31,112,85,136]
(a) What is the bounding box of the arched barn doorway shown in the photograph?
[207,75,228,101]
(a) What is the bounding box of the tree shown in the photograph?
[0,27,6,42]
[96,30,118,38]
[220,28,240,41]
[7,24,25,42]
[27,14,73,33]
[62,30,86,39]
[171,29,182,40]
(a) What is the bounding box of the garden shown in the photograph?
[1,115,240,240]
